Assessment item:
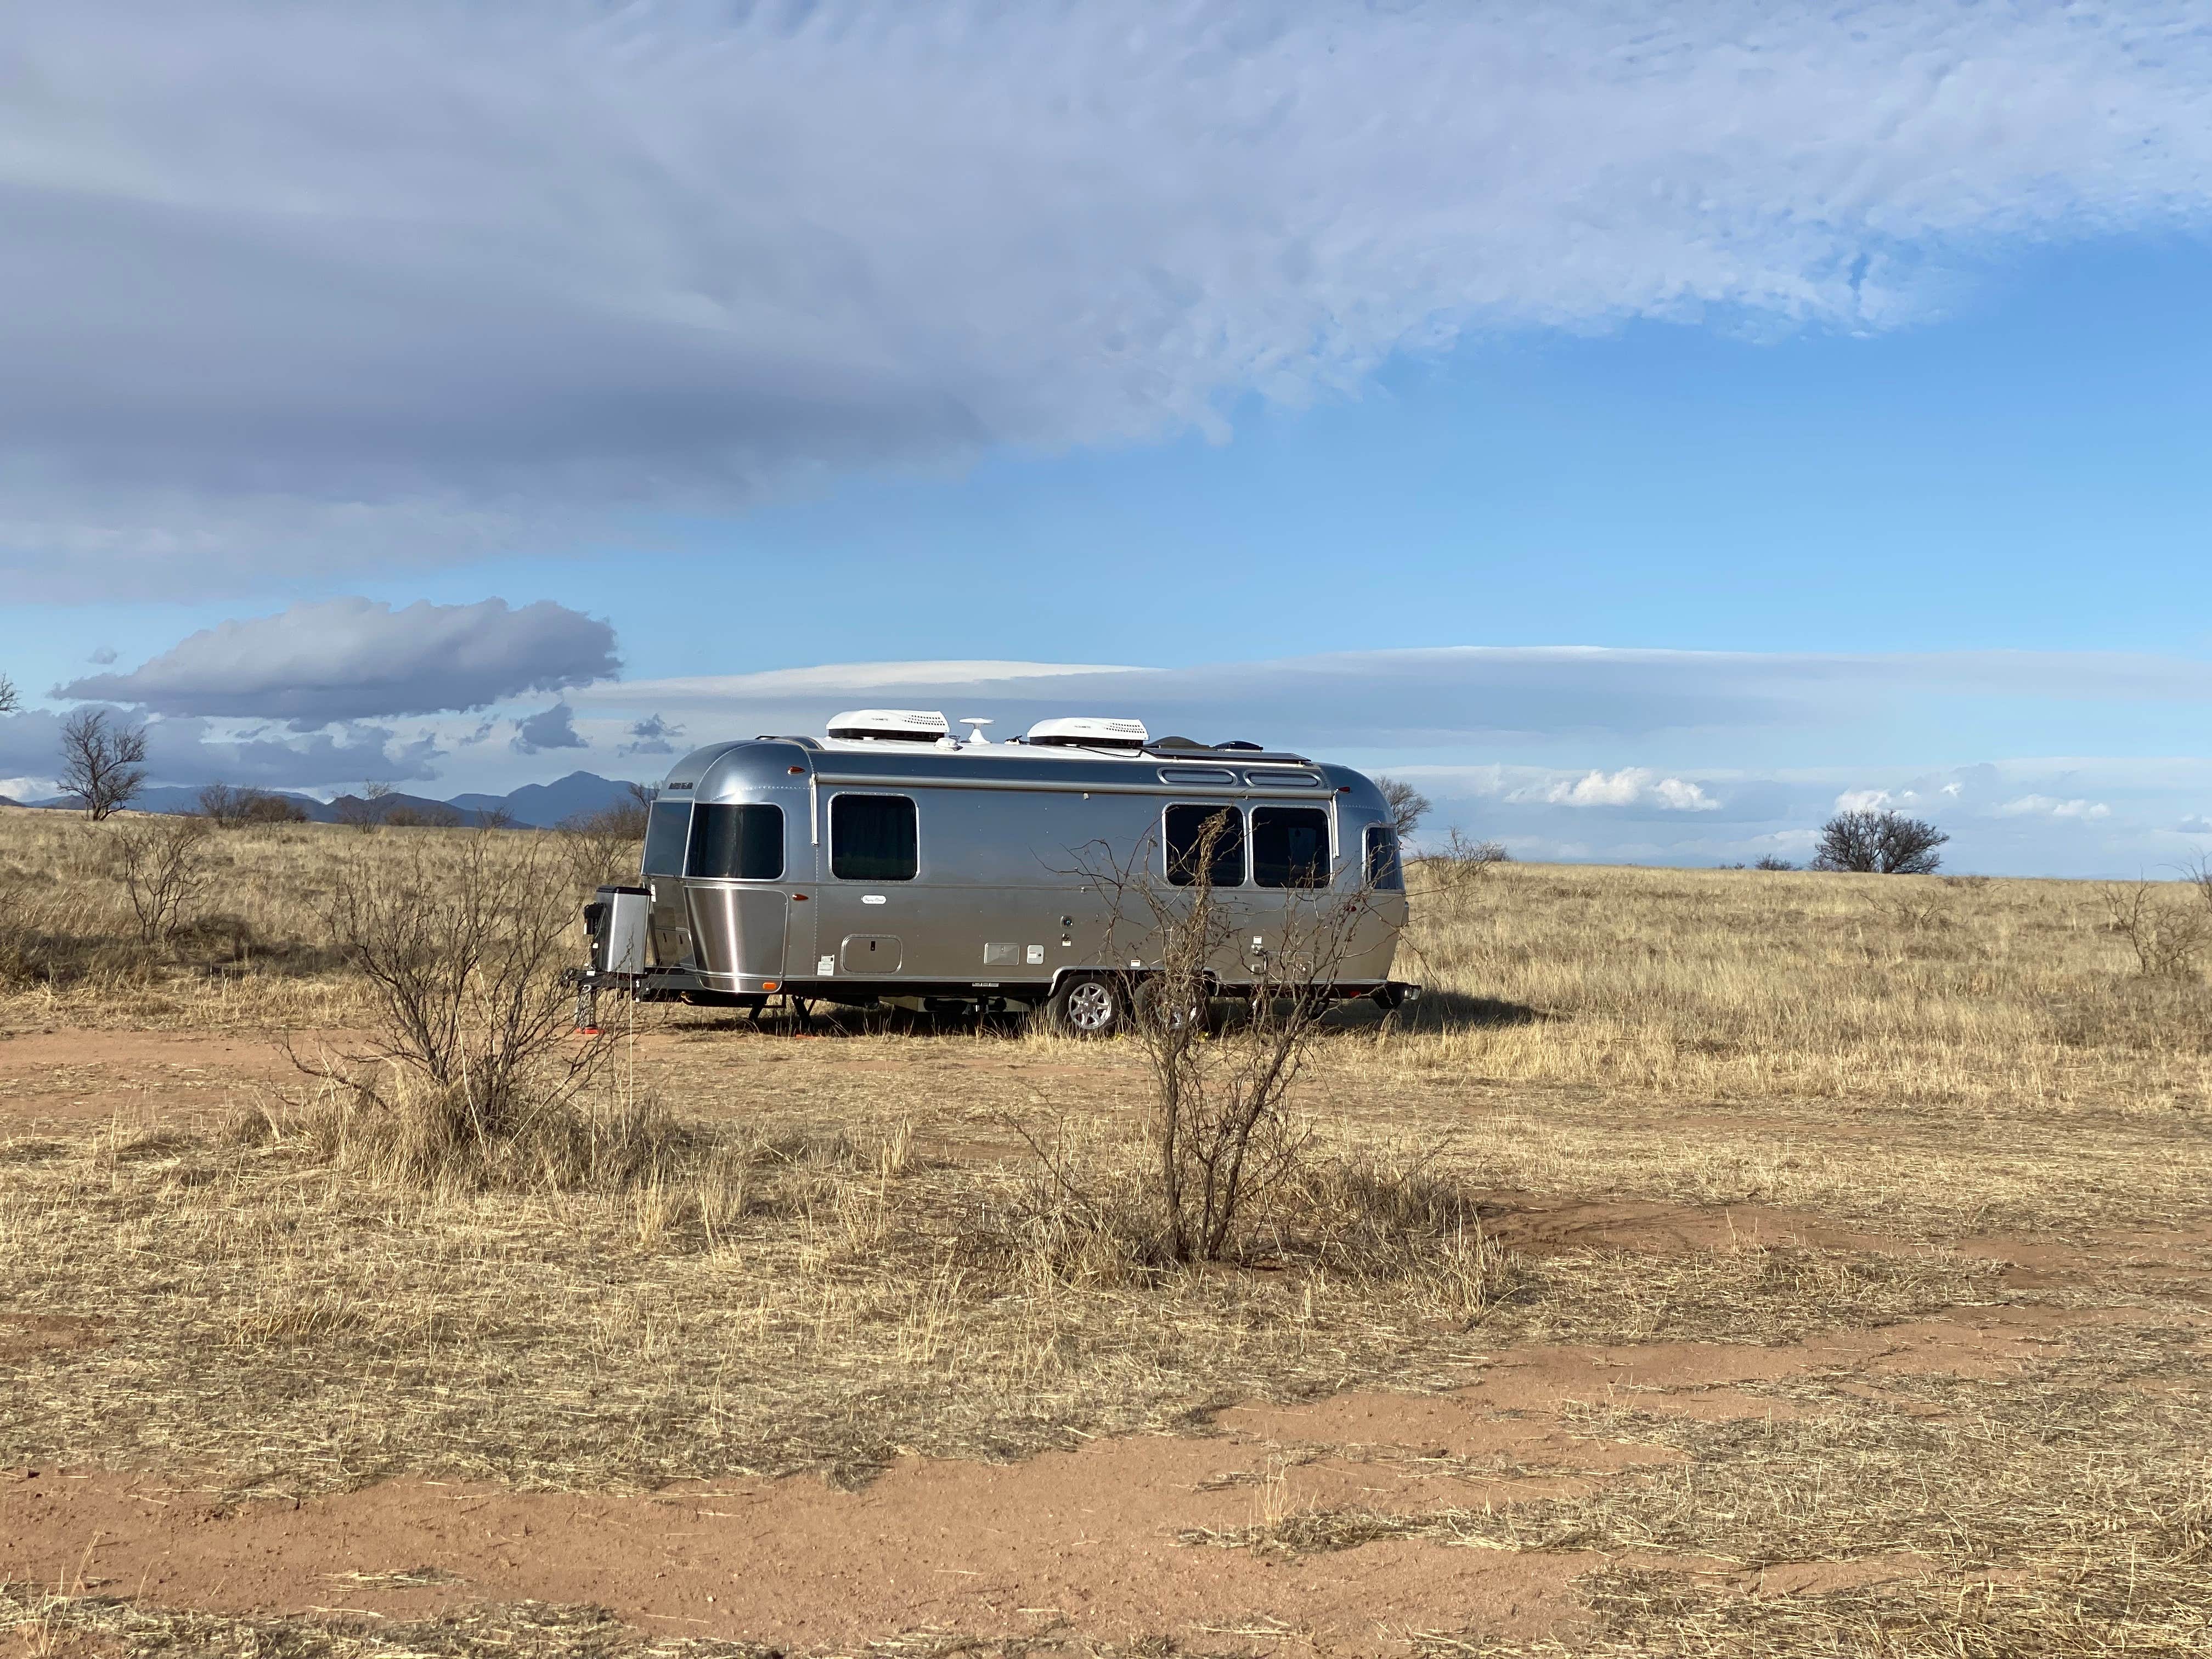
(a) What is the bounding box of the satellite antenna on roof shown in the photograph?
[958,717,992,746]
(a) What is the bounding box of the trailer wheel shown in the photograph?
[1134,977,1217,1035]
[1045,974,1124,1038]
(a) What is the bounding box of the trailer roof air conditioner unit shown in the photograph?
[826,709,950,743]
[1024,716,1149,751]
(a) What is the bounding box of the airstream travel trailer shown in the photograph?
[575,710,1417,1034]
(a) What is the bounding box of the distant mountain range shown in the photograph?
[1,770,644,828]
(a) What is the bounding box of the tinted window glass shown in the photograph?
[1164,804,1245,888]
[1364,825,1403,890]
[1252,806,1331,889]
[686,803,785,879]
[830,794,918,881]
[641,800,690,875]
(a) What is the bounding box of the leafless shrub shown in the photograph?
[1810,809,1948,874]
[0,672,18,715]
[310,827,595,1158]
[558,799,650,894]
[2101,882,2209,978]
[1753,854,1796,871]
[381,802,462,829]
[1883,891,1954,934]
[1050,811,1392,1264]
[252,794,309,824]
[111,812,213,948]
[1410,828,1509,909]
[198,781,309,828]
[58,709,148,820]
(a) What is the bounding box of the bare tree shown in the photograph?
[197,782,255,827]
[1810,810,1948,875]
[335,779,393,833]
[1373,776,1432,844]
[1059,812,1390,1263]
[59,709,148,820]
[242,792,309,824]
[1753,855,1797,871]
[112,812,213,947]
[0,673,18,716]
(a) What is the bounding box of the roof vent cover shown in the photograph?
[826,708,950,743]
[1025,716,1149,751]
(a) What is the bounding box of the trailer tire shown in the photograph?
[1045,973,1124,1039]
[1134,977,1217,1035]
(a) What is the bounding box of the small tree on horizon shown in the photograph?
[59,708,149,820]
[1373,776,1431,845]
[1810,810,1948,875]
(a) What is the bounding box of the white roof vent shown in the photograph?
[1025,716,1149,751]
[826,708,950,743]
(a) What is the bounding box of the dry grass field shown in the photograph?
[2,803,2209,1657]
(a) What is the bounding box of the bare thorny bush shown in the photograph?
[110,811,214,947]
[2102,874,2212,979]
[299,826,650,1184]
[1033,809,1462,1270]
[555,794,650,897]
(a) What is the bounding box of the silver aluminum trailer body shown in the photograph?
[616,736,1410,1013]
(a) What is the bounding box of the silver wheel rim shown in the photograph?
[1142,986,1199,1030]
[1066,980,1117,1031]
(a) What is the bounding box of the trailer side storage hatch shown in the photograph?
[841,934,901,973]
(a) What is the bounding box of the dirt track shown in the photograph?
[3,1306,2101,1654]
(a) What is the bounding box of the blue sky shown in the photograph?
[4,3,2210,875]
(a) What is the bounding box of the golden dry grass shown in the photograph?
[4,809,2212,1656]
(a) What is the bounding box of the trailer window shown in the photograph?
[1165,804,1245,888]
[1252,806,1331,889]
[641,800,691,876]
[830,793,918,881]
[686,804,785,880]
[1364,825,1403,890]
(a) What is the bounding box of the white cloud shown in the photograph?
[1514,768,1719,811]
[1998,794,2112,821]
[1834,789,1894,812]
[55,599,617,724]
[5,2,2212,590]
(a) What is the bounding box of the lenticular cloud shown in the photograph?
[5,0,2211,589]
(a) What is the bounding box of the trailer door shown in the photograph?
[815,792,918,984]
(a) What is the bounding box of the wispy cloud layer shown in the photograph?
[5,1,2211,590]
